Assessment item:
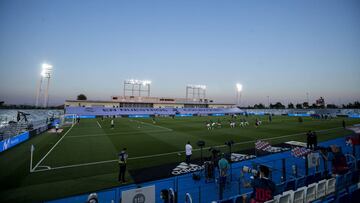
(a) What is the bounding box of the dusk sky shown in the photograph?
[0,0,359,106]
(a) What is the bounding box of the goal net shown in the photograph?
[61,114,77,127]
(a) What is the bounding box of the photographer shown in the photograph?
[320,145,349,176]
[242,165,276,203]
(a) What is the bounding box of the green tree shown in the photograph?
[326,104,337,109]
[254,103,265,109]
[77,94,87,100]
[270,102,285,109]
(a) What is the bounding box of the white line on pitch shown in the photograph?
[32,159,116,172]
[31,126,342,172]
[96,121,102,128]
[130,119,173,131]
[65,129,170,138]
[258,126,342,142]
[31,124,74,172]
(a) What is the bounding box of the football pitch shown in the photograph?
[0,115,359,202]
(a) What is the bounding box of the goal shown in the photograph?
[61,114,77,127]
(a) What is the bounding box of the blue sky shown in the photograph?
[0,0,359,106]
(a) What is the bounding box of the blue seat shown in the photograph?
[322,194,335,203]
[314,172,322,182]
[219,199,233,203]
[275,182,285,195]
[351,188,360,202]
[345,172,352,187]
[336,175,346,190]
[306,174,315,185]
[338,193,350,202]
[285,180,296,191]
[296,176,306,189]
[348,184,358,194]
[234,195,243,203]
[351,170,359,184]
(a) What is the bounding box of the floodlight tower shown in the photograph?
[123,79,151,97]
[35,63,53,108]
[186,84,206,101]
[236,83,242,107]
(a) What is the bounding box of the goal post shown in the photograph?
[62,114,77,127]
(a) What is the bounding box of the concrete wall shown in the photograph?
[153,103,184,108]
[65,101,119,108]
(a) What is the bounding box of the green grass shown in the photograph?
[0,115,359,202]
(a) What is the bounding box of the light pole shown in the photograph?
[123,79,151,97]
[236,83,242,107]
[186,84,206,101]
[36,63,52,108]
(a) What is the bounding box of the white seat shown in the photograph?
[264,199,277,203]
[272,194,281,203]
[293,187,306,203]
[306,183,317,202]
[316,180,327,199]
[326,178,336,194]
[278,191,293,203]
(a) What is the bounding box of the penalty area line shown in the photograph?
[31,124,74,172]
[96,121,102,128]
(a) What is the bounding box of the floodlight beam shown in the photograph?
[236,83,242,92]
[36,63,53,108]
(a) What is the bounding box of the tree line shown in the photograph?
[248,101,360,109]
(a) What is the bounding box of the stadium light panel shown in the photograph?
[41,63,52,77]
[126,79,151,86]
[187,84,206,90]
[142,80,151,86]
[236,83,243,92]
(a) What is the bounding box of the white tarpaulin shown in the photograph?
[285,141,307,147]
[347,126,360,134]
[121,185,155,203]
[307,152,320,168]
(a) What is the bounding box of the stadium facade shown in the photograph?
[65,95,235,108]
